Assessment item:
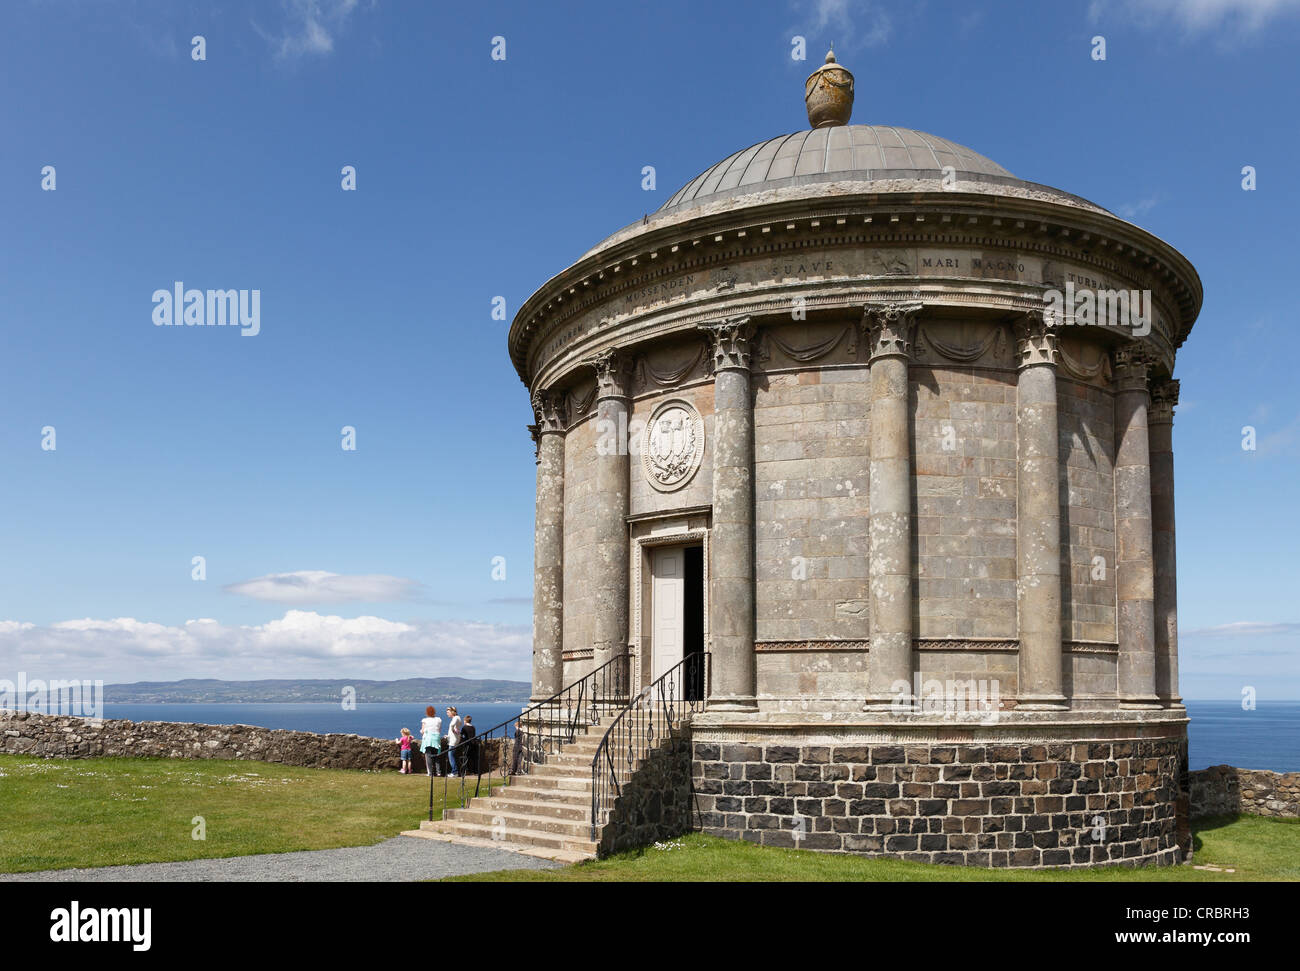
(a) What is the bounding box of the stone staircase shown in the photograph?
[402,713,618,865]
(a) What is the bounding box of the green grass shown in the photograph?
[447,815,1300,882]
[0,754,492,873]
[5,754,1295,881]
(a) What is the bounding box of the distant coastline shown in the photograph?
[102,677,530,705]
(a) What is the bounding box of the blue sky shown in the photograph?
[1,0,1297,698]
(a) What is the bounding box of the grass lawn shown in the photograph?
[447,815,1300,882]
[0,754,492,873]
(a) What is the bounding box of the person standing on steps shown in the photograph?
[445,706,463,776]
[420,705,443,777]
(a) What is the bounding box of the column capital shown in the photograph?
[698,315,755,371]
[1014,309,1060,369]
[1149,378,1180,425]
[588,349,635,399]
[862,301,921,362]
[527,423,541,462]
[531,388,568,433]
[1111,343,1156,393]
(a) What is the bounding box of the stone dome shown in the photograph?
[659,125,1023,214]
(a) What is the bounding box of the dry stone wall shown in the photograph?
[1189,765,1300,819]
[0,710,505,774]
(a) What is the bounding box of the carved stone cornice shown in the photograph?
[1013,309,1060,369]
[588,349,634,399]
[1111,343,1156,394]
[862,301,922,362]
[531,388,568,433]
[698,315,755,372]
[1148,378,1180,424]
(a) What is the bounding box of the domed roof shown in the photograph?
[660,125,1020,214]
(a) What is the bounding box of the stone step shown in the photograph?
[523,761,592,779]
[420,818,598,857]
[400,828,593,865]
[506,772,591,792]
[445,806,594,839]
[478,794,590,821]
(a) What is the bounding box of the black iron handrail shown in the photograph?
[589,651,709,840]
[428,654,629,821]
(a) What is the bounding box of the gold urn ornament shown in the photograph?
[804,48,854,128]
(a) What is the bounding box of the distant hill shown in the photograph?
[104,677,531,704]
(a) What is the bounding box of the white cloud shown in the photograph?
[260,0,364,60]
[1182,621,1300,636]
[798,0,891,53]
[0,610,530,682]
[1116,196,1159,220]
[1089,0,1300,34]
[224,570,420,604]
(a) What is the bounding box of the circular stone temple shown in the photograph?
[509,53,1201,868]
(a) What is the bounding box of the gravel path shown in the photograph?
[1,835,558,882]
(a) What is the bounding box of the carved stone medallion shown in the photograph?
[641,398,705,492]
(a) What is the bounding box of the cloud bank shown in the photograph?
[0,611,530,683]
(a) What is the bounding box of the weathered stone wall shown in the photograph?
[1189,765,1300,819]
[755,647,868,713]
[598,727,696,855]
[692,733,1185,867]
[0,710,506,774]
[1058,369,1118,648]
[562,413,599,677]
[911,360,1018,642]
[753,357,873,648]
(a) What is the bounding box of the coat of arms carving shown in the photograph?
[641,399,705,492]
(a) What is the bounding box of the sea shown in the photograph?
[96,702,528,742]
[39,700,1300,772]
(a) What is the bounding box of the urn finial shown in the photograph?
[805,47,854,128]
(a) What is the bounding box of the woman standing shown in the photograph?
[445,706,463,776]
[420,705,443,777]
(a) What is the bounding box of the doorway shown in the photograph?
[650,544,705,700]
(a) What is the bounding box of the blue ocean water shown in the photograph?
[49,700,1300,773]
[1184,701,1298,772]
[97,702,526,741]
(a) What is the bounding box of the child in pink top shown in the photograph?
[395,728,415,773]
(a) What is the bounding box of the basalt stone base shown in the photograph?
[690,712,1189,868]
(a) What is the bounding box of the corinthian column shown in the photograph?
[589,349,634,698]
[1149,378,1183,709]
[1014,312,1067,709]
[1112,344,1160,709]
[862,302,920,711]
[530,392,566,702]
[699,316,757,711]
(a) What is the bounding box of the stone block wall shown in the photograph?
[753,363,872,647]
[691,734,1185,867]
[0,710,506,774]
[1058,373,1117,646]
[755,646,868,713]
[1189,765,1300,819]
[911,364,1018,641]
